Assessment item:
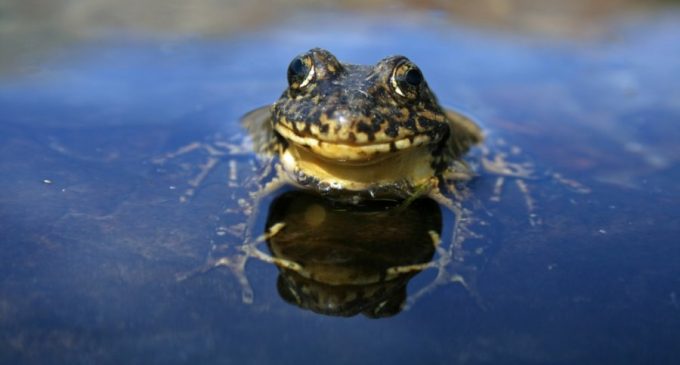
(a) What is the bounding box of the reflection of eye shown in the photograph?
[287,56,315,89]
[391,62,424,98]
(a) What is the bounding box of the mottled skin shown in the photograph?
[244,48,482,202]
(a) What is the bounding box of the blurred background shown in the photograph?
[1,0,678,74]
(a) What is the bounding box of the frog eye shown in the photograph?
[404,68,423,86]
[287,55,315,89]
[391,61,423,98]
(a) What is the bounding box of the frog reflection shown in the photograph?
[262,191,441,318]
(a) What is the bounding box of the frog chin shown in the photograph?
[280,142,438,194]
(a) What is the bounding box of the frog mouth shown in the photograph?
[275,123,433,162]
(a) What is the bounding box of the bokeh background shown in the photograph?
[2,0,678,74]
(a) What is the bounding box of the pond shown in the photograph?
[1,7,679,365]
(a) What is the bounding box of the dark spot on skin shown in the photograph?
[417,117,436,129]
[404,118,417,131]
[372,85,387,99]
[431,156,448,173]
[322,108,336,123]
[356,121,376,141]
[384,122,399,138]
[303,120,312,134]
[276,133,289,148]
[319,123,329,134]
[371,114,385,132]
[427,123,448,141]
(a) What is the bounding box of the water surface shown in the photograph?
[1,10,679,365]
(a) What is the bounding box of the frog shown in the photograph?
[161,48,524,307]
[242,47,483,205]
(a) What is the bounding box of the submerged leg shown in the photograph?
[153,140,251,202]
[397,183,485,309]
[176,222,291,304]
[400,226,483,310]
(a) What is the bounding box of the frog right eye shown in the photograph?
[390,59,424,100]
[287,55,315,90]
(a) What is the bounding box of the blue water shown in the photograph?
[1,11,679,365]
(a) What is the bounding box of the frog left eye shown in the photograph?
[287,55,315,90]
[391,61,424,98]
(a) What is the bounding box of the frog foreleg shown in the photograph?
[490,176,505,202]
[400,227,484,310]
[154,141,247,202]
[515,178,541,226]
[205,222,287,304]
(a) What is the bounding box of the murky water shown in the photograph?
[1,10,679,365]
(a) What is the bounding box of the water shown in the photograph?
[1,10,679,365]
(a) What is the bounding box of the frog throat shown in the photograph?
[280,142,438,194]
